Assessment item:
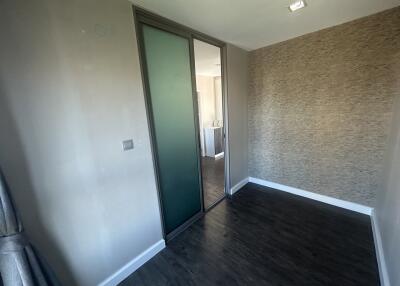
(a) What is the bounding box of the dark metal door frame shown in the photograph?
[132,5,230,241]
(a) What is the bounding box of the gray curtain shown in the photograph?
[0,169,56,286]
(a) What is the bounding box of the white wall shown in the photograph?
[226,44,249,188]
[214,76,223,124]
[0,0,163,285]
[376,93,400,286]
[196,75,216,156]
[196,75,225,157]
[196,75,217,128]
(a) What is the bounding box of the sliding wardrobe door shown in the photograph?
[139,23,202,236]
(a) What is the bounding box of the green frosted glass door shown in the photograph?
[140,24,202,235]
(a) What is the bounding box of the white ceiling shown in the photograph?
[131,0,399,50]
[194,39,221,77]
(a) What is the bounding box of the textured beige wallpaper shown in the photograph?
[248,7,400,206]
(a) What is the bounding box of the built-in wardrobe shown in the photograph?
[134,8,227,240]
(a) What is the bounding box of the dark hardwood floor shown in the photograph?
[201,157,225,209]
[119,183,380,286]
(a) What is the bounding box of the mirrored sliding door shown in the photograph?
[193,39,226,209]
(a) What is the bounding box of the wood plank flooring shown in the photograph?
[201,157,225,209]
[119,183,380,286]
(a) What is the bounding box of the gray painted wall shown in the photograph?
[0,0,163,285]
[248,7,400,206]
[376,93,400,286]
[226,44,249,188]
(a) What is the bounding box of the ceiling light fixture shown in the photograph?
[289,0,306,12]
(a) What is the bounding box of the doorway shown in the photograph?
[194,40,226,209]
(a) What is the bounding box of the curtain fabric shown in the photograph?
[0,169,53,286]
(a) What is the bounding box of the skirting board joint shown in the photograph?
[229,177,249,195]
[371,210,391,286]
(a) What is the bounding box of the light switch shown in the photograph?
[122,139,134,151]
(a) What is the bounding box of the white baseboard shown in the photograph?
[248,177,373,216]
[371,210,391,286]
[98,239,165,286]
[215,152,224,160]
[229,177,249,195]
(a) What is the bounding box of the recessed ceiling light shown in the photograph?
[289,0,306,12]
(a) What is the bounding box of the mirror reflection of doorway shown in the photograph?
[194,39,225,210]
